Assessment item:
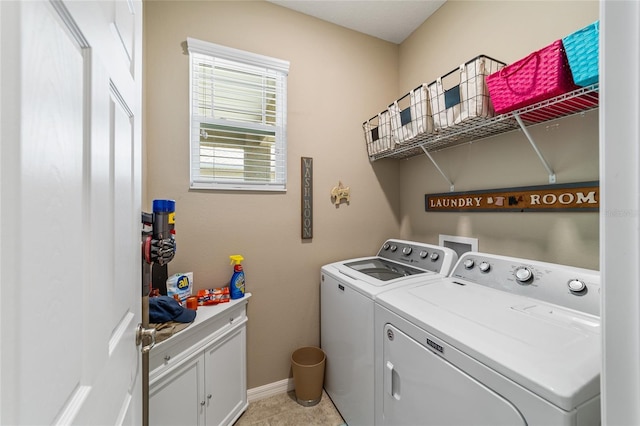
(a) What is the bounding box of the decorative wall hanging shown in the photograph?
[425,181,598,212]
[331,181,350,206]
[301,157,313,239]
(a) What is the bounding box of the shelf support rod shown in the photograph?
[421,146,455,192]
[513,113,556,183]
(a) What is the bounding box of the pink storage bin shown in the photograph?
[486,40,578,114]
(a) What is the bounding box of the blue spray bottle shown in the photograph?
[229,255,245,299]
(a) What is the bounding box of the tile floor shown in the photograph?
[233,390,345,426]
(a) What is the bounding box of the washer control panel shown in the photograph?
[451,252,600,316]
[378,239,458,275]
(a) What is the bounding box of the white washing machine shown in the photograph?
[321,239,458,426]
[374,252,601,426]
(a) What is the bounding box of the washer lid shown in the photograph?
[376,278,601,411]
[344,258,427,281]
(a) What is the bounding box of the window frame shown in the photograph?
[187,37,290,191]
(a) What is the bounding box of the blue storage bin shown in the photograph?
[562,21,599,87]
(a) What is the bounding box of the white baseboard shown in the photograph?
[247,378,295,403]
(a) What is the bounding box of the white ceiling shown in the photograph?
[267,0,447,44]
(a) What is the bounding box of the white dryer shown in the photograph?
[321,239,458,426]
[374,252,601,426]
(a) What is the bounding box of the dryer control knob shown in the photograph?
[383,243,391,250]
[402,246,412,255]
[463,259,475,269]
[568,279,586,293]
[430,252,439,261]
[479,262,491,272]
[419,250,429,259]
[390,245,397,252]
[515,267,533,283]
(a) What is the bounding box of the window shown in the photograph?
[187,38,290,191]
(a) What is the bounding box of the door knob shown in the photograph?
[135,324,156,354]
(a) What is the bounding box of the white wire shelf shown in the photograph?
[368,84,599,162]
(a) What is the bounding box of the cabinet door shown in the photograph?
[204,326,248,426]
[150,354,206,426]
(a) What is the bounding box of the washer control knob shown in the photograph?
[479,262,491,272]
[402,246,412,255]
[515,267,533,283]
[430,252,439,261]
[419,251,429,259]
[383,243,390,250]
[568,279,586,293]
[390,245,397,252]
[463,259,475,269]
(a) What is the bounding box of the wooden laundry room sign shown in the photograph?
[425,181,599,212]
[301,157,313,239]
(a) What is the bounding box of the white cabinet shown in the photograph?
[149,294,251,426]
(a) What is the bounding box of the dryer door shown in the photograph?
[382,324,526,426]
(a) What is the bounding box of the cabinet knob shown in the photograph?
[164,355,171,362]
[207,394,212,400]
[200,401,206,406]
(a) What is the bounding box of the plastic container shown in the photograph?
[563,20,599,87]
[486,40,578,114]
[291,346,326,407]
[186,296,198,310]
[229,255,245,299]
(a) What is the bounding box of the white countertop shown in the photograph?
[187,292,251,328]
[153,292,251,352]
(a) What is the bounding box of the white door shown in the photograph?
[0,0,143,424]
[601,1,640,424]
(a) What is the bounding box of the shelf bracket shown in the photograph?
[513,113,556,184]
[421,146,455,192]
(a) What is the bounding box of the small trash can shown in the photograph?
[291,346,326,407]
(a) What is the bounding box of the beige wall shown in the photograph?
[397,0,600,269]
[143,0,400,389]
[144,0,600,390]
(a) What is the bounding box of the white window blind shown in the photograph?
[187,38,290,191]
